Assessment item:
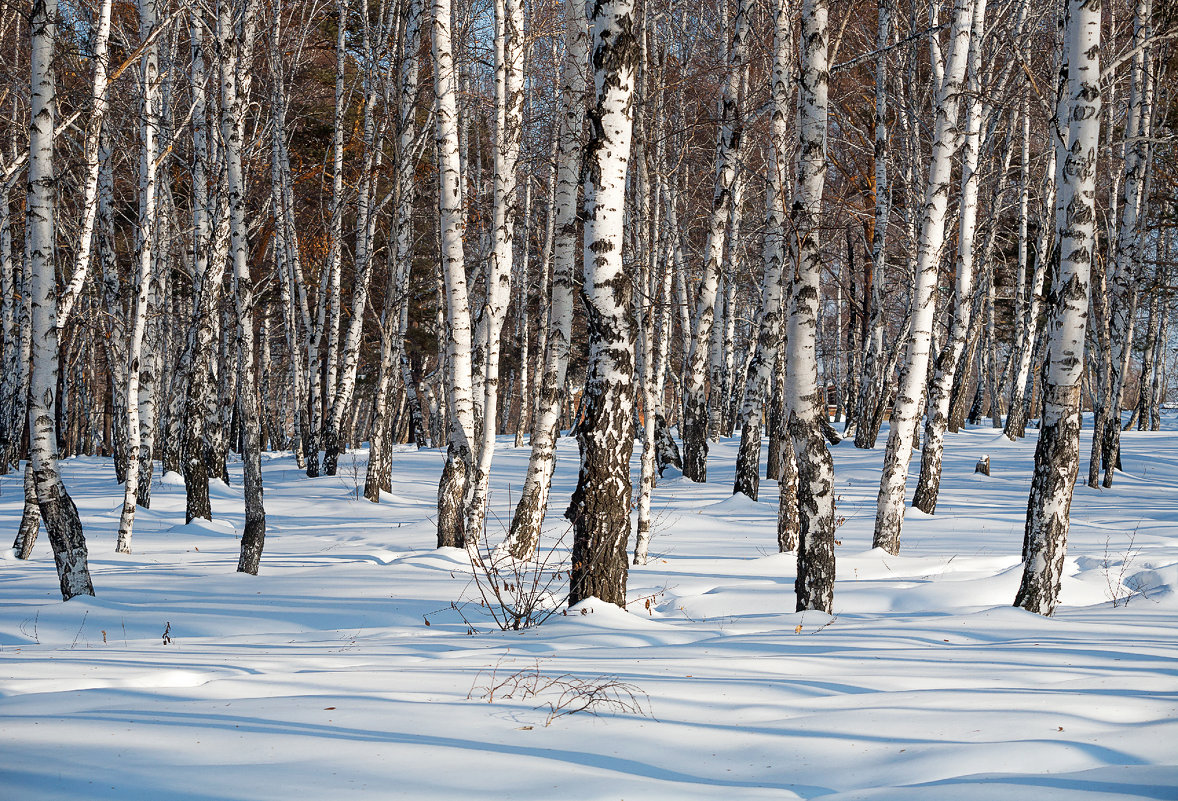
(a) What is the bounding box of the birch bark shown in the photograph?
[1015,0,1099,616]
[911,0,989,514]
[466,0,525,541]
[504,0,586,559]
[219,0,266,574]
[853,0,892,449]
[1102,0,1153,487]
[679,0,749,482]
[433,0,476,548]
[115,0,161,554]
[26,0,94,598]
[733,0,790,500]
[788,0,836,613]
[565,0,637,608]
[872,0,975,555]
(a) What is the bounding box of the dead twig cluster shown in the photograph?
[469,658,651,726]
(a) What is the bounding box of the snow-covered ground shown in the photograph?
[3,419,1177,800]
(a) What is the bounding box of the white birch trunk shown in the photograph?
[872,0,976,555]
[466,0,525,541]
[115,0,161,554]
[433,0,476,548]
[55,0,113,329]
[680,0,749,482]
[911,0,989,514]
[788,0,836,614]
[566,0,637,608]
[1015,0,1100,616]
[504,0,586,559]
[26,0,94,598]
[733,0,790,500]
[219,0,266,574]
[1101,0,1153,487]
[853,0,892,449]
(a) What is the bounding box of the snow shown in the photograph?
[3,418,1178,799]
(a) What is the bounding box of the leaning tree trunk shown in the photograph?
[911,0,991,515]
[466,0,525,541]
[26,0,94,599]
[115,0,161,555]
[679,0,749,483]
[1015,0,1099,616]
[872,0,975,556]
[787,0,836,614]
[565,0,638,608]
[1102,0,1153,488]
[55,0,113,329]
[733,0,790,501]
[504,0,586,560]
[13,462,41,559]
[432,0,477,549]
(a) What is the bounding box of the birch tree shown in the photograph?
[115,0,162,554]
[872,0,976,556]
[219,0,266,574]
[1101,0,1154,488]
[1015,0,1100,616]
[911,0,989,514]
[466,0,525,540]
[787,0,836,614]
[565,0,638,607]
[433,0,477,549]
[679,0,749,483]
[505,0,586,559]
[26,0,94,599]
[733,0,790,500]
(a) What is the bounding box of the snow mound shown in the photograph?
[168,517,237,537]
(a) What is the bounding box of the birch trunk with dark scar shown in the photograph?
[466,0,524,541]
[734,0,790,500]
[433,0,476,549]
[566,0,637,608]
[853,0,892,450]
[679,0,749,483]
[873,0,975,556]
[13,462,40,558]
[26,0,94,598]
[504,0,586,559]
[1102,0,1153,488]
[778,431,799,553]
[912,0,990,514]
[1015,0,1099,617]
[0,180,19,471]
[115,0,160,554]
[788,0,836,614]
[219,0,265,574]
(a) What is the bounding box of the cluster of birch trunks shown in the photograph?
[0,0,1172,617]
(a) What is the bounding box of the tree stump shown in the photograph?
[975,455,990,476]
